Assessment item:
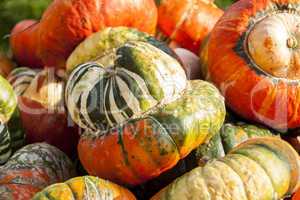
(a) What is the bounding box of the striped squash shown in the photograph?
[67,27,225,186]
[0,143,76,200]
[196,122,275,165]
[0,75,17,123]
[33,176,136,200]
[18,68,79,157]
[7,67,38,96]
[151,137,300,200]
[78,80,225,186]
[66,37,187,131]
[0,124,11,164]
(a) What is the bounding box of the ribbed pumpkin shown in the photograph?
[66,27,226,186]
[11,0,158,69]
[33,176,136,200]
[151,137,300,200]
[196,122,275,165]
[206,0,300,130]
[0,143,76,200]
[10,20,43,68]
[18,68,79,156]
[157,0,223,53]
[0,124,12,164]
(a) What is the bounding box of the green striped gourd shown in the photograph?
[33,176,136,200]
[68,28,225,186]
[7,67,38,96]
[0,124,11,164]
[151,137,300,200]
[0,143,76,199]
[196,122,275,164]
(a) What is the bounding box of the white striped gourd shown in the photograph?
[67,27,226,186]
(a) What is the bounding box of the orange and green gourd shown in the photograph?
[65,27,226,186]
[33,176,136,200]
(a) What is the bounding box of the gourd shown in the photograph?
[33,176,136,200]
[66,27,226,186]
[157,0,223,53]
[196,122,275,164]
[10,20,43,68]
[205,0,300,130]
[18,68,79,156]
[0,75,17,123]
[10,0,158,69]
[151,137,300,200]
[0,143,76,200]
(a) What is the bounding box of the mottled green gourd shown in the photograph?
[196,122,275,164]
[0,75,17,123]
[33,176,136,200]
[68,27,226,186]
[151,137,300,200]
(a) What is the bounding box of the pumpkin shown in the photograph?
[151,137,300,200]
[196,122,275,165]
[33,176,136,200]
[18,68,79,156]
[157,0,223,53]
[0,75,17,124]
[10,20,43,68]
[11,0,158,69]
[206,0,300,130]
[0,143,76,200]
[293,188,300,200]
[66,28,225,186]
[0,53,14,78]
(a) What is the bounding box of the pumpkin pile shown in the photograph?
[1,0,300,199]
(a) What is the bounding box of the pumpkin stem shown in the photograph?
[287,36,298,49]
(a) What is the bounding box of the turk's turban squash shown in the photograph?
[205,0,300,130]
[157,0,223,53]
[10,68,79,156]
[10,0,158,69]
[33,176,136,200]
[151,137,300,200]
[0,143,75,200]
[65,27,226,186]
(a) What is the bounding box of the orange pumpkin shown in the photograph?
[206,0,300,130]
[157,0,223,53]
[10,20,43,68]
[293,188,300,200]
[10,0,158,69]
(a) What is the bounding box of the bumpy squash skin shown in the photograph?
[151,137,300,200]
[0,143,76,200]
[206,0,300,130]
[33,176,136,200]
[10,20,43,68]
[0,75,17,124]
[78,80,225,186]
[157,0,223,53]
